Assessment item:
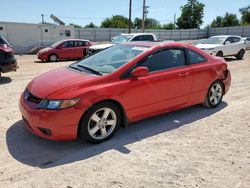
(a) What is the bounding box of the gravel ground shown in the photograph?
[0,52,250,188]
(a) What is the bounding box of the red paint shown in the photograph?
[20,42,231,140]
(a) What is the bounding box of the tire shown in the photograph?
[202,81,224,108]
[235,49,245,60]
[48,54,58,62]
[79,102,121,144]
[216,51,223,57]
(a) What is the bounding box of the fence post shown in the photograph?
[109,29,111,41]
[94,29,96,41]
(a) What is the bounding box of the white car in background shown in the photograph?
[195,35,246,59]
[242,37,250,49]
[87,33,158,55]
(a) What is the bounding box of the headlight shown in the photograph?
[37,98,80,110]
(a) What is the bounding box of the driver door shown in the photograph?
[117,48,192,121]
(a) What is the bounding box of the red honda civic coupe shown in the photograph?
[20,42,231,143]
[37,39,93,62]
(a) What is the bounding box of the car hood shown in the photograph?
[38,47,53,54]
[195,43,222,49]
[27,67,99,98]
[89,43,114,50]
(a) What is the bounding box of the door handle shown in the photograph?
[178,72,191,77]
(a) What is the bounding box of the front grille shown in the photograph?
[25,90,42,104]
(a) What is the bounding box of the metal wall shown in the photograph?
[1,21,250,54]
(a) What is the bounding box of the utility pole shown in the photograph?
[128,0,132,33]
[174,13,176,29]
[41,14,44,24]
[142,0,146,32]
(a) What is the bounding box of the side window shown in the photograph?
[232,37,240,43]
[62,41,75,48]
[188,50,207,64]
[247,38,250,41]
[132,35,144,41]
[144,35,154,41]
[140,49,185,72]
[0,38,4,44]
[225,37,232,43]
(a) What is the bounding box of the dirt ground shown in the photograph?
[0,52,250,188]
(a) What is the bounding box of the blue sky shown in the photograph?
[0,0,249,28]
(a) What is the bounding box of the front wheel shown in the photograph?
[79,102,121,144]
[202,81,224,108]
[216,51,223,57]
[235,49,245,60]
[48,54,58,62]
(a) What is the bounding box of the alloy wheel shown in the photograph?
[87,107,117,140]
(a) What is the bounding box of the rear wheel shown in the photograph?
[79,102,121,144]
[203,81,224,108]
[216,51,223,57]
[235,49,245,60]
[48,54,58,62]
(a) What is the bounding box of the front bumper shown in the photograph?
[37,53,48,61]
[222,70,231,94]
[202,49,217,56]
[0,57,17,73]
[19,93,86,140]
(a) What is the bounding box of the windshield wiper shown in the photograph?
[69,64,82,71]
[77,64,103,76]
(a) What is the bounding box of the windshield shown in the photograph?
[0,36,11,46]
[75,44,148,74]
[51,41,63,48]
[203,37,226,44]
[112,35,133,44]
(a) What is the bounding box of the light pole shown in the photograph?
[142,0,146,32]
[129,0,132,33]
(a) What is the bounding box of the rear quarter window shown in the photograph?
[188,50,207,65]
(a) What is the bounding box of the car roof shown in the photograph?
[121,33,155,36]
[60,39,90,42]
[211,35,241,38]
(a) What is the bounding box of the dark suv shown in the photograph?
[0,36,17,77]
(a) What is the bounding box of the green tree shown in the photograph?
[133,17,161,29]
[84,22,97,28]
[176,0,205,29]
[162,23,175,30]
[134,17,142,29]
[101,15,129,28]
[210,16,224,28]
[69,23,82,28]
[239,4,250,25]
[222,13,240,27]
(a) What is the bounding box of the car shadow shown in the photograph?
[224,57,243,62]
[0,76,12,84]
[6,102,227,169]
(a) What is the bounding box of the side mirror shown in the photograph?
[131,67,149,77]
[224,41,231,45]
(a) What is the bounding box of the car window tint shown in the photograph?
[225,37,232,43]
[132,36,144,41]
[62,41,75,48]
[232,37,240,43]
[77,41,88,47]
[144,35,154,41]
[140,49,185,72]
[188,50,206,64]
[0,38,4,44]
